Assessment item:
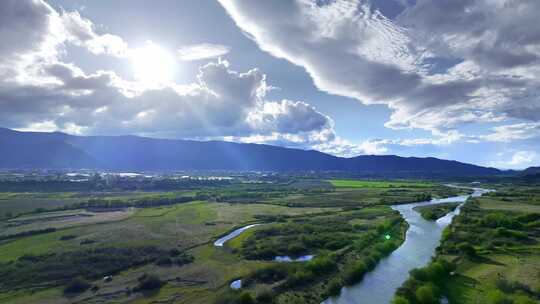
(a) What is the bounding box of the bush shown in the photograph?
[325,278,343,297]
[392,296,410,304]
[0,246,173,292]
[306,255,337,275]
[134,274,164,292]
[486,289,512,304]
[342,261,367,286]
[60,235,77,241]
[496,228,528,240]
[255,289,274,303]
[245,265,289,285]
[415,284,438,304]
[169,248,181,256]
[458,243,477,257]
[64,277,91,294]
[286,269,315,287]
[238,292,255,304]
[156,257,173,266]
[496,278,532,294]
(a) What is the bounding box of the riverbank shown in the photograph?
[324,187,490,304]
[394,184,540,304]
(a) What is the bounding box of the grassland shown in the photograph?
[262,180,464,208]
[0,178,466,304]
[329,179,434,189]
[0,190,195,219]
[394,183,540,304]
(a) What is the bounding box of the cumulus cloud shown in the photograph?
[0,0,337,150]
[60,10,128,57]
[177,43,230,61]
[489,150,538,169]
[218,0,540,135]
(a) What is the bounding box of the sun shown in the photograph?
[130,42,175,85]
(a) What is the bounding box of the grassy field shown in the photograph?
[0,191,196,219]
[328,179,434,189]
[0,179,466,304]
[263,182,461,208]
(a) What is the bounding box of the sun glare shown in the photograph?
[130,43,175,85]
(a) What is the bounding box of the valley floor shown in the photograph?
[0,178,484,304]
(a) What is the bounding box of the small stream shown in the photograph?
[323,187,491,304]
[213,224,261,247]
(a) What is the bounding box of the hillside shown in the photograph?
[0,128,503,176]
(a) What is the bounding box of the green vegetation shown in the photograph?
[394,182,540,304]
[413,202,460,221]
[329,179,434,189]
[134,274,165,292]
[0,176,463,304]
[228,208,407,303]
[0,246,190,292]
[64,277,91,294]
[263,181,461,208]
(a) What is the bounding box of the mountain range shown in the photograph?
[0,127,508,177]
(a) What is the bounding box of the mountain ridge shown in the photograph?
[0,127,504,177]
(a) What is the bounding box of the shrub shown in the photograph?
[64,277,91,294]
[156,257,173,266]
[134,274,164,291]
[410,268,430,281]
[342,261,367,286]
[458,243,477,257]
[496,228,528,240]
[415,284,438,304]
[325,278,343,297]
[392,296,410,304]
[169,248,181,256]
[245,265,289,285]
[306,255,337,275]
[255,289,274,303]
[238,292,255,304]
[486,289,512,304]
[60,235,77,241]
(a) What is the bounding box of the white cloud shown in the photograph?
[218,0,540,134]
[481,122,540,142]
[60,10,128,57]
[177,43,230,61]
[0,0,334,145]
[489,150,538,169]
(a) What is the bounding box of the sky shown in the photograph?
[1,0,539,169]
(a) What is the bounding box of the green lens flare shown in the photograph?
[385,234,391,240]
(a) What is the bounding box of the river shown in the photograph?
[213,224,261,247]
[323,187,491,304]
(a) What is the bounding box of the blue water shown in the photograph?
[323,188,490,304]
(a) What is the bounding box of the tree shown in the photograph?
[392,296,410,304]
[415,284,438,304]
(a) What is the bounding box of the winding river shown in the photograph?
[323,187,491,304]
[213,224,261,247]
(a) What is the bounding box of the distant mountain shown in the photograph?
[522,166,540,176]
[0,127,504,176]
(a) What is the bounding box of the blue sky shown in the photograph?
[1,0,539,169]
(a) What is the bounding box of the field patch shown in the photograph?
[328,179,433,189]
